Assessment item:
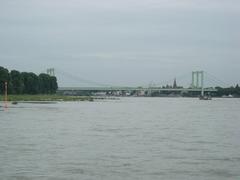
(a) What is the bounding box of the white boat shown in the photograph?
[222,94,233,98]
[199,95,212,100]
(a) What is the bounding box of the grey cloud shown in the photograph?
[0,0,239,86]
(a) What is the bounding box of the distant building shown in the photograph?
[173,78,177,88]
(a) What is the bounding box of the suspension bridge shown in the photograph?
[44,68,226,96]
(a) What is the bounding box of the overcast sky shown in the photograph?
[0,0,240,87]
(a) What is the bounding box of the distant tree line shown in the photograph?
[215,85,240,97]
[0,66,58,94]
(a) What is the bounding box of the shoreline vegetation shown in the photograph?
[0,95,93,102]
[1,66,240,99]
[0,66,58,95]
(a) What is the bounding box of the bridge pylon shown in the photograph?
[46,68,55,76]
[191,71,204,96]
[191,71,204,88]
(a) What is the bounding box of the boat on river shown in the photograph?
[199,95,212,100]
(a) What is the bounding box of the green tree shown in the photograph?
[21,72,39,94]
[39,73,50,93]
[1,66,58,95]
[0,66,9,94]
[50,76,58,94]
[38,74,58,94]
[10,70,24,94]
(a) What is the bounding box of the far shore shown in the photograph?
[0,95,94,102]
[1,95,239,104]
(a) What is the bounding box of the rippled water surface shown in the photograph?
[1,98,240,180]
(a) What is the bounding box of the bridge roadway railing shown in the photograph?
[58,87,217,92]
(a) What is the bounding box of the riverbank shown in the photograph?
[0,95,93,102]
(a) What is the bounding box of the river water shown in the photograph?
[0,98,240,180]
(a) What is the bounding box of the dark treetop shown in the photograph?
[0,66,58,94]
